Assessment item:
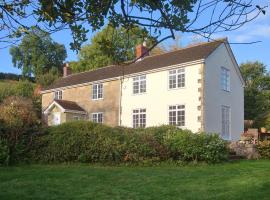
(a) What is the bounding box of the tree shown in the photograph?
[70,25,156,72]
[0,1,267,51]
[35,68,60,87]
[9,28,67,78]
[240,61,270,120]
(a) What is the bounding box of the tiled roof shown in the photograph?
[44,38,226,91]
[55,99,86,112]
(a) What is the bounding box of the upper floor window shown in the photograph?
[92,112,103,123]
[221,67,230,91]
[133,108,146,128]
[92,83,103,100]
[169,68,185,89]
[133,75,146,94]
[169,105,185,127]
[54,90,62,100]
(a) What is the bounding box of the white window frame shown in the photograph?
[221,67,230,91]
[133,75,146,94]
[132,108,146,128]
[54,90,62,100]
[221,105,231,140]
[92,83,103,100]
[92,112,103,123]
[168,104,185,127]
[168,68,185,89]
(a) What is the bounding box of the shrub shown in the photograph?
[29,122,228,164]
[166,131,228,163]
[257,141,270,158]
[0,96,39,165]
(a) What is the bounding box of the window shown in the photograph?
[132,109,146,128]
[169,68,185,89]
[221,67,230,91]
[92,83,103,100]
[169,105,185,126]
[73,116,80,121]
[221,106,230,140]
[92,113,103,123]
[133,75,146,94]
[54,90,62,100]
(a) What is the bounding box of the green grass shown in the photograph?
[1,160,270,200]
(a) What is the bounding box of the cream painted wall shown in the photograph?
[204,44,244,140]
[121,63,203,133]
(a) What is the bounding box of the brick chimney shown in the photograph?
[136,41,149,60]
[63,62,72,77]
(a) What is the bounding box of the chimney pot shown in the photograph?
[63,62,72,77]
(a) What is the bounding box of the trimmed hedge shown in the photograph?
[29,121,228,164]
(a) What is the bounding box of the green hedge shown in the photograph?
[29,121,228,164]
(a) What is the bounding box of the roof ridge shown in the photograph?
[144,37,227,60]
[62,38,227,79]
[63,64,118,79]
[43,38,227,91]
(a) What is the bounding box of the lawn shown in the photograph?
[0,160,270,200]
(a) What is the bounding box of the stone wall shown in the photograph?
[42,79,120,126]
[229,141,260,159]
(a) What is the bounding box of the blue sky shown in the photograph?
[0,2,270,74]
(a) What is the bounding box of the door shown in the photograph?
[52,112,61,125]
[221,106,230,140]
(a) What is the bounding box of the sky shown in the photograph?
[0,1,270,74]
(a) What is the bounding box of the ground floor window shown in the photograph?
[133,108,146,128]
[221,105,230,139]
[73,115,81,121]
[169,105,185,126]
[92,112,103,123]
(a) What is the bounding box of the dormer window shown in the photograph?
[54,90,62,100]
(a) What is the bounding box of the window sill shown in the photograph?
[168,87,186,91]
[132,92,147,96]
[92,98,104,101]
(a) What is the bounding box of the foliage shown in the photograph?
[0,137,9,166]
[0,96,39,165]
[0,80,35,102]
[15,80,35,97]
[0,1,266,51]
[257,141,270,159]
[240,61,270,121]
[166,131,228,163]
[255,113,270,130]
[9,28,67,78]
[29,121,228,164]
[70,25,155,72]
[0,72,22,81]
[35,68,60,87]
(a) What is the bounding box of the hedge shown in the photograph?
[28,121,228,164]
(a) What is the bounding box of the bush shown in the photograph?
[166,131,228,163]
[29,122,228,164]
[258,141,270,158]
[0,96,39,165]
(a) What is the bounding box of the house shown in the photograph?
[41,38,244,140]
